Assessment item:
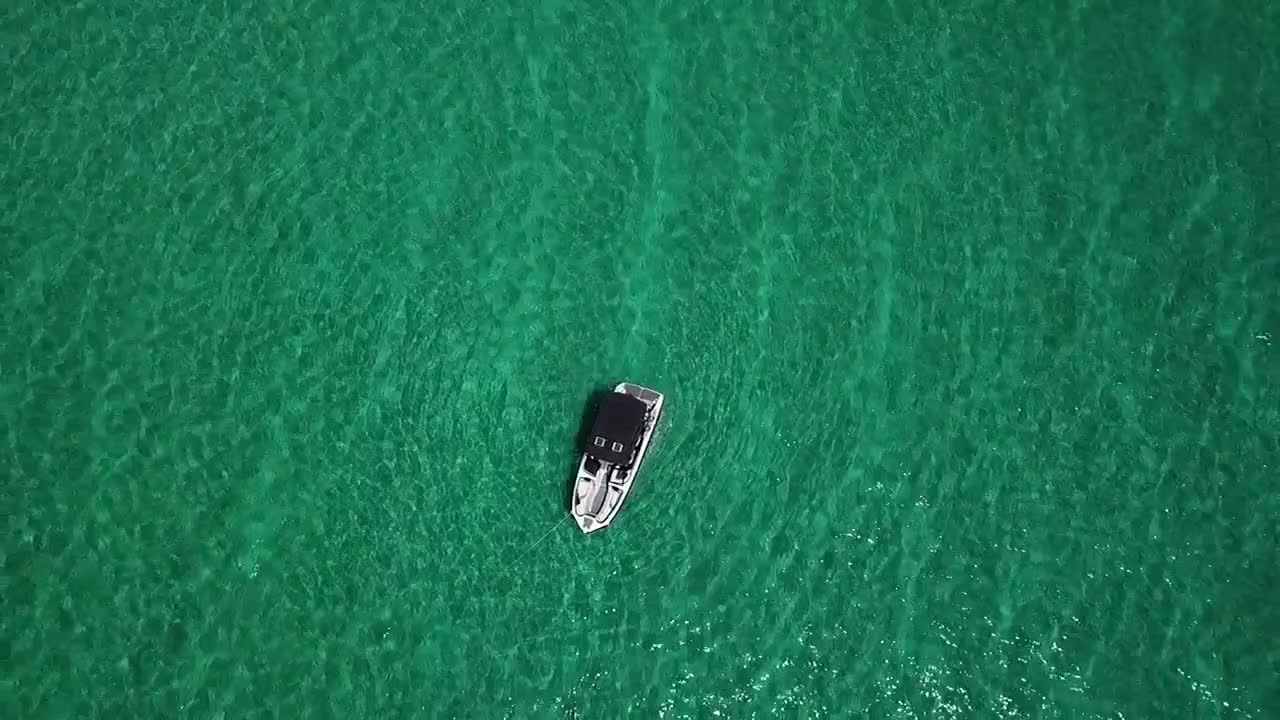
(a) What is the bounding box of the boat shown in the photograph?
[570,383,665,533]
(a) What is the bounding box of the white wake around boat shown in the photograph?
[570,383,664,533]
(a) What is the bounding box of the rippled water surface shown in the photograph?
[4,1,1278,717]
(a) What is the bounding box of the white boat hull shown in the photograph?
[570,383,664,533]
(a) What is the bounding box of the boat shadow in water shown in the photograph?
[564,386,612,513]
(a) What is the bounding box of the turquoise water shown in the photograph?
[4,1,1278,717]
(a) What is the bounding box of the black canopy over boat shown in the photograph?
[585,391,648,467]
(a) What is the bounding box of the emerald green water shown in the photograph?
[4,1,1278,717]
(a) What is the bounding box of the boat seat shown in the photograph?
[588,482,608,515]
[584,457,601,475]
